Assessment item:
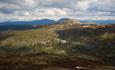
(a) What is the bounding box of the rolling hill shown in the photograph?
[0,18,115,70]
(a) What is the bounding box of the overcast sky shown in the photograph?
[0,0,115,22]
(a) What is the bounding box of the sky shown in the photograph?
[0,0,115,22]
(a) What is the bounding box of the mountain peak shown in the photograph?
[47,18,81,31]
[58,18,81,25]
[58,18,70,22]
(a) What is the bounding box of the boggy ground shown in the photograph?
[0,53,115,70]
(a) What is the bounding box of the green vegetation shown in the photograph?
[0,29,60,54]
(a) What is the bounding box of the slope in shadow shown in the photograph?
[56,25,115,65]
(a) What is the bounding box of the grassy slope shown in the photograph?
[0,24,115,69]
[0,29,61,54]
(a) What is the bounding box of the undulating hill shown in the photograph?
[0,18,115,70]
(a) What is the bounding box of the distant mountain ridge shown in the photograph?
[0,19,56,25]
[0,18,81,31]
[0,18,81,26]
[0,18,115,26]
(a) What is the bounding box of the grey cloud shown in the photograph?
[0,0,83,13]
[88,0,115,12]
[0,0,115,22]
[0,8,15,14]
